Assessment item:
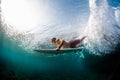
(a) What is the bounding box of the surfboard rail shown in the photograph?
[34,48,82,54]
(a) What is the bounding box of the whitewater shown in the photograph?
[84,0,120,55]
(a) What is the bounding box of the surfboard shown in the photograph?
[34,48,82,54]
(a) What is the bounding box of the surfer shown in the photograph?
[51,36,86,51]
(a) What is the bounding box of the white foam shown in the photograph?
[84,0,120,55]
[115,7,120,26]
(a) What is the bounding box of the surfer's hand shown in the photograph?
[56,48,60,51]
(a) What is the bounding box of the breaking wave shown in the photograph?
[84,0,120,55]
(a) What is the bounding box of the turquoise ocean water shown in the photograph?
[0,0,120,80]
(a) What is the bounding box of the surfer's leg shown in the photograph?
[79,36,87,42]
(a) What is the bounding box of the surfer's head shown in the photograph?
[51,38,56,44]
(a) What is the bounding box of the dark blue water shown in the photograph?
[0,0,120,80]
[108,0,120,7]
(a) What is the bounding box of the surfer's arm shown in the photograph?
[56,39,64,51]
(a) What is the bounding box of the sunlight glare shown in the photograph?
[1,0,39,32]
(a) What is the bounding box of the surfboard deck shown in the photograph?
[34,48,82,54]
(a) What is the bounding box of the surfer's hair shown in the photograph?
[51,38,56,43]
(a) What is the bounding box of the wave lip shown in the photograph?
[84,0,120,55]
